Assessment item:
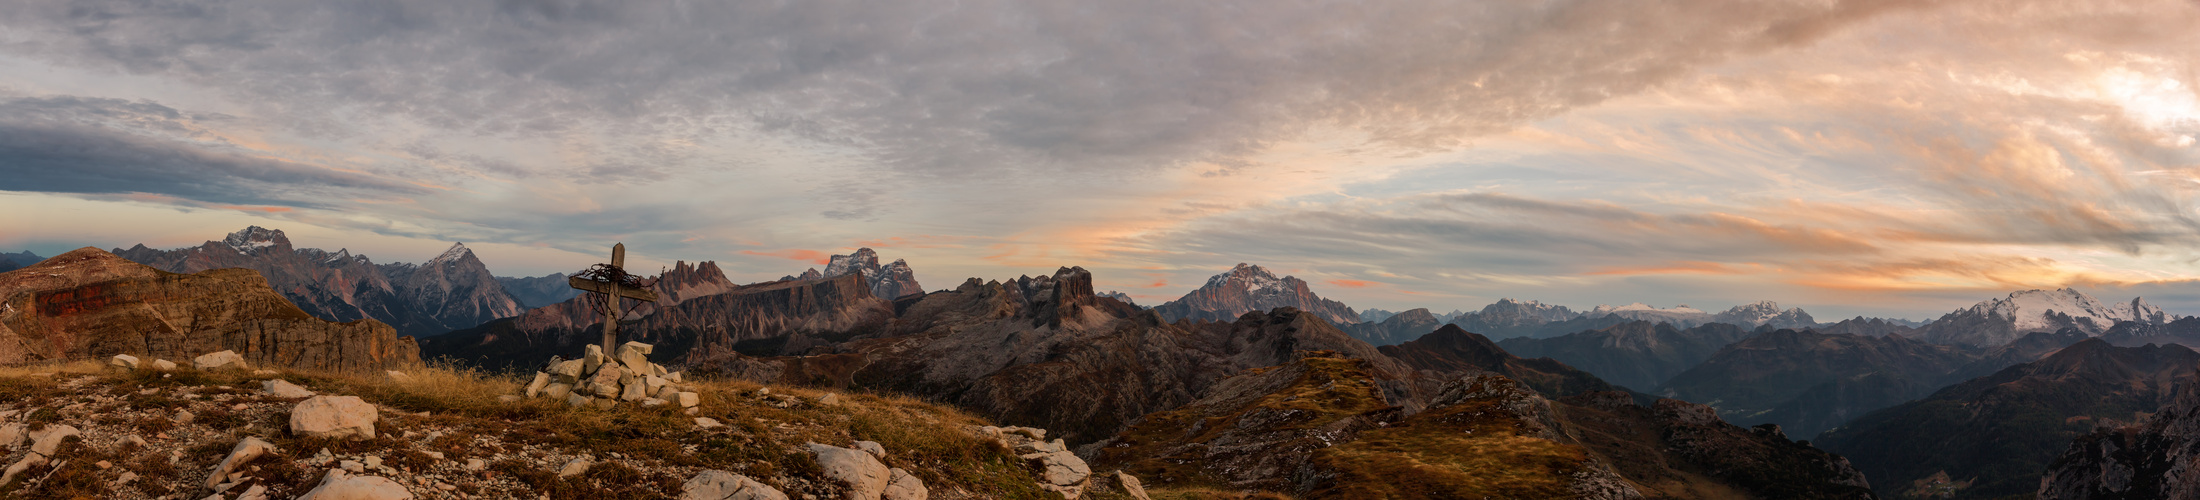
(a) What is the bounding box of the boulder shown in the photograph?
[194,350,249,370]
[558,457,593,478]
[883,468,928,500]
[109,354,140,370]
[542,383,574,400]
[0,423,22,450]
[206,437,278,489]
[296,469,415,500]
[524,372,551,398]
[678,470,789,500]
[854,440,886,459]
[644,374,669,395]
[152,359,178,370]
[808,443,890,500]
[621,380,648,401]
[582,344,606,374]
[1023,450,1092,488]
[695,417,725,429]
[616,342,653,371]
[27,424,80,457]
[291,396,379,440]
[588,365,624,399]
[678,392,700,408]
[818,393,841,406]
[0,453,47,487]
[263,379,315,398]
[547,359,585,382]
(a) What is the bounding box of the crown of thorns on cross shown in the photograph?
[573,262,663,316]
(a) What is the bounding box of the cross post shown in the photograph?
[569,243,660,353]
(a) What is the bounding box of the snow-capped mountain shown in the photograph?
[1098,291,1142,308]
[1711,301,1817,330]
[1359,308,1401,323]
[1920,288,2178,346]
[1586,302,1716,326]
[792,248,923,299]
[1153,263,1359,325]
[113,227,526,337]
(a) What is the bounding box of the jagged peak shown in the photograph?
[430,242,472,263]
[221,226,290,253]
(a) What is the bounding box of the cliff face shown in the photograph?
[0,248,417,373]
[113,227,523,337]
[2039,368,2200,499]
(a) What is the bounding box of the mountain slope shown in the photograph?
[113,227,525,337]
[1343,307,1441,346]
[1380,324,1619,398]
[1920,288,2173,346]
[1657,329,1978,437]
[0,247,418,372]
[1820,339,2199,499]
[1497,321,1751,391]
[1153,263,1357,325]
[2039,365,2200,499]
[496,273,583,308]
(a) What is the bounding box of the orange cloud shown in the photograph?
[740,249,831,265]
[1583,261,1754,276]
[1326,279,1381,288]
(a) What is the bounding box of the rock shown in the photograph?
[854,441,886,459]
[296,469,415,500]
[566,393,592,408]
[657,386,682,401]
[524,372,551,397]
[206,437,278,489]
[808,443,890,500]
[620,372,647,401]
[678,392,700,408]
[497,395,522,403]
[194,350,249,370]
[152,359,178,370]
[1114,471,1150,500]
[695,417,725,429]
[263,379,315,398]
[588,365,624,399]
[464,458,486,471]
[548,359,584,382]
[818,393,841,406]
[363,456,383,470]
[644,374,669,395]
[340,460,363,473]
[175,409,196,424]
[583,344,606,374]
[679,470,789,500]
[1023,450,1092,487]
[617,342,653,371]
[291,396,379,440]
[542,383,574,400]
[667,371,683,383]
[385,370,412,382]
[884,468,928,500]
[0,423,22,450]
[27,424,80,457]
[236,484,269,500]
[109,354,141,370]
[558,457,593,478]
[117,470,137,484]
[642,398,668,407]
[0,453,48,487]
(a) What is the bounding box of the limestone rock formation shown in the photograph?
[821,248,925,300]
[679,470,789,500]
[291,395,380,440]
[0,248,420,373]
[114,227,525,337]
[2039,370,2200,499]
[1153,263,1358,325]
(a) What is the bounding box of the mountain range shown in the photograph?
[0,250,41,273]
[1820,339,2198,499]
[1496,321,1752,392]
[112,227,526,338]
[1152,263,1359,325]
[783,247,925,300]
[1918,288,2175,346]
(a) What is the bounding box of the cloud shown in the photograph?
[740,249,832,265]
[0,95,423,207]
[1326,279,1381,289]
[0,0,1954,178]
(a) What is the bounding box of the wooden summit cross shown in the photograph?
[569,243,660,353]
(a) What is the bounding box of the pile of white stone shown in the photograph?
[969,425,1149,500]
[521,342,699,412]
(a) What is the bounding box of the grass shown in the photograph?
[0,357,1064,499]
[1307,380,1594,499]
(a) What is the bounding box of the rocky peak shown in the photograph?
[797,268,823,280]
[822,248,881,278]
[427,242,473,265]
[657,261,739,304]
[221,226,292,254]
[1155,263,1358,325]
[1479,298,1579,322]
[1711,301,1816,329]
[815,248,922,300]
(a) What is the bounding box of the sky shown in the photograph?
[2,0,2198,321]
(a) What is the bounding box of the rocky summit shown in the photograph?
[113,227,525,338]
[1153,263,1359,325]
[0,248,418,373]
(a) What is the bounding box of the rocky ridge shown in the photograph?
[113,227,525,338]
[1152,263,1358,325]
[1497,321,1752,392]
[0,247,418,373]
